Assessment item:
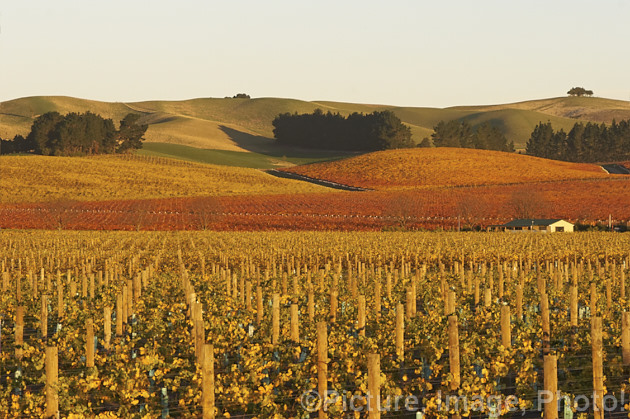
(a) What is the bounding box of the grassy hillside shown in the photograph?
[452,96,630,124]
[0,154,331,204]
[139,142,349,169]
[281,148,612,189]
[2,95,628,157]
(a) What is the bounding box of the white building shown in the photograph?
[491,219,574,232]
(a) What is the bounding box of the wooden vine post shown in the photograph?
[500,305,511,348]
[395,303,404,361]
[202,344,215,419]
[86,318,95,368]
[592,316,604,419]
[272,293,280,345]
[15,306,24,360]
[622,312,630,365]
[290,303,299,342]
[570,286,578,327]
[116,294,123,336]
[45,345,59,417]
[543,354,558,419]
[358,295,366,337]
[256,286,263,325]
[448,315,460,390]
[541,293,550,354]
[515,284,523,321]
[41,294,48,339]
[104,307,112,350]
[317,321,328,419]
[367,353,381,418]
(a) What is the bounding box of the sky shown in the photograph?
[1,0,629,108]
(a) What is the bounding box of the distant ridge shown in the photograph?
[2,95,629,153]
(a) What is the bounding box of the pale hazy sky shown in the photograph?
[1,0,629,107]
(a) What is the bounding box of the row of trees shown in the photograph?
[423,120,515,152]
[0,112,147,156]
[272,109,413,151]
[525,119,630,162]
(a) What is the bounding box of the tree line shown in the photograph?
[0,112,147,156]
[272,109,413,151]
[422,120,515,152]
[525,119,630,162]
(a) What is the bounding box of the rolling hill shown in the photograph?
[1,95,629,162]
[281,148,612,190]
[0,154,330,204]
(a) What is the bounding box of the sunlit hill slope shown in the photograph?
[2,95,629,154]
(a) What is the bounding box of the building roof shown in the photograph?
[502,219,568,228]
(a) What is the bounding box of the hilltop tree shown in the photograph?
[567,87,594,97]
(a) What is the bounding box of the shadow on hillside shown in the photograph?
[218,125,354,159]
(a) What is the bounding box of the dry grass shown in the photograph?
[282,148,612,190]
[4,95,621,155]
[0,154,331,204]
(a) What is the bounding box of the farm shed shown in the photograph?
[489,219,574,233]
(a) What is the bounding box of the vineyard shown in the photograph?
[280,149,611,190]
[1,230,630,418]
[1,178,629,231]
[0,154,328,204]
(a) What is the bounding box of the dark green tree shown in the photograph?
[431,120,466,147]
[473,122,514,152]
[116,114,148,153]
[27,111,64,155]
[525,122,555,158]
[567,87,593,97]
[272,109,412,151]
[417,137,433,148]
